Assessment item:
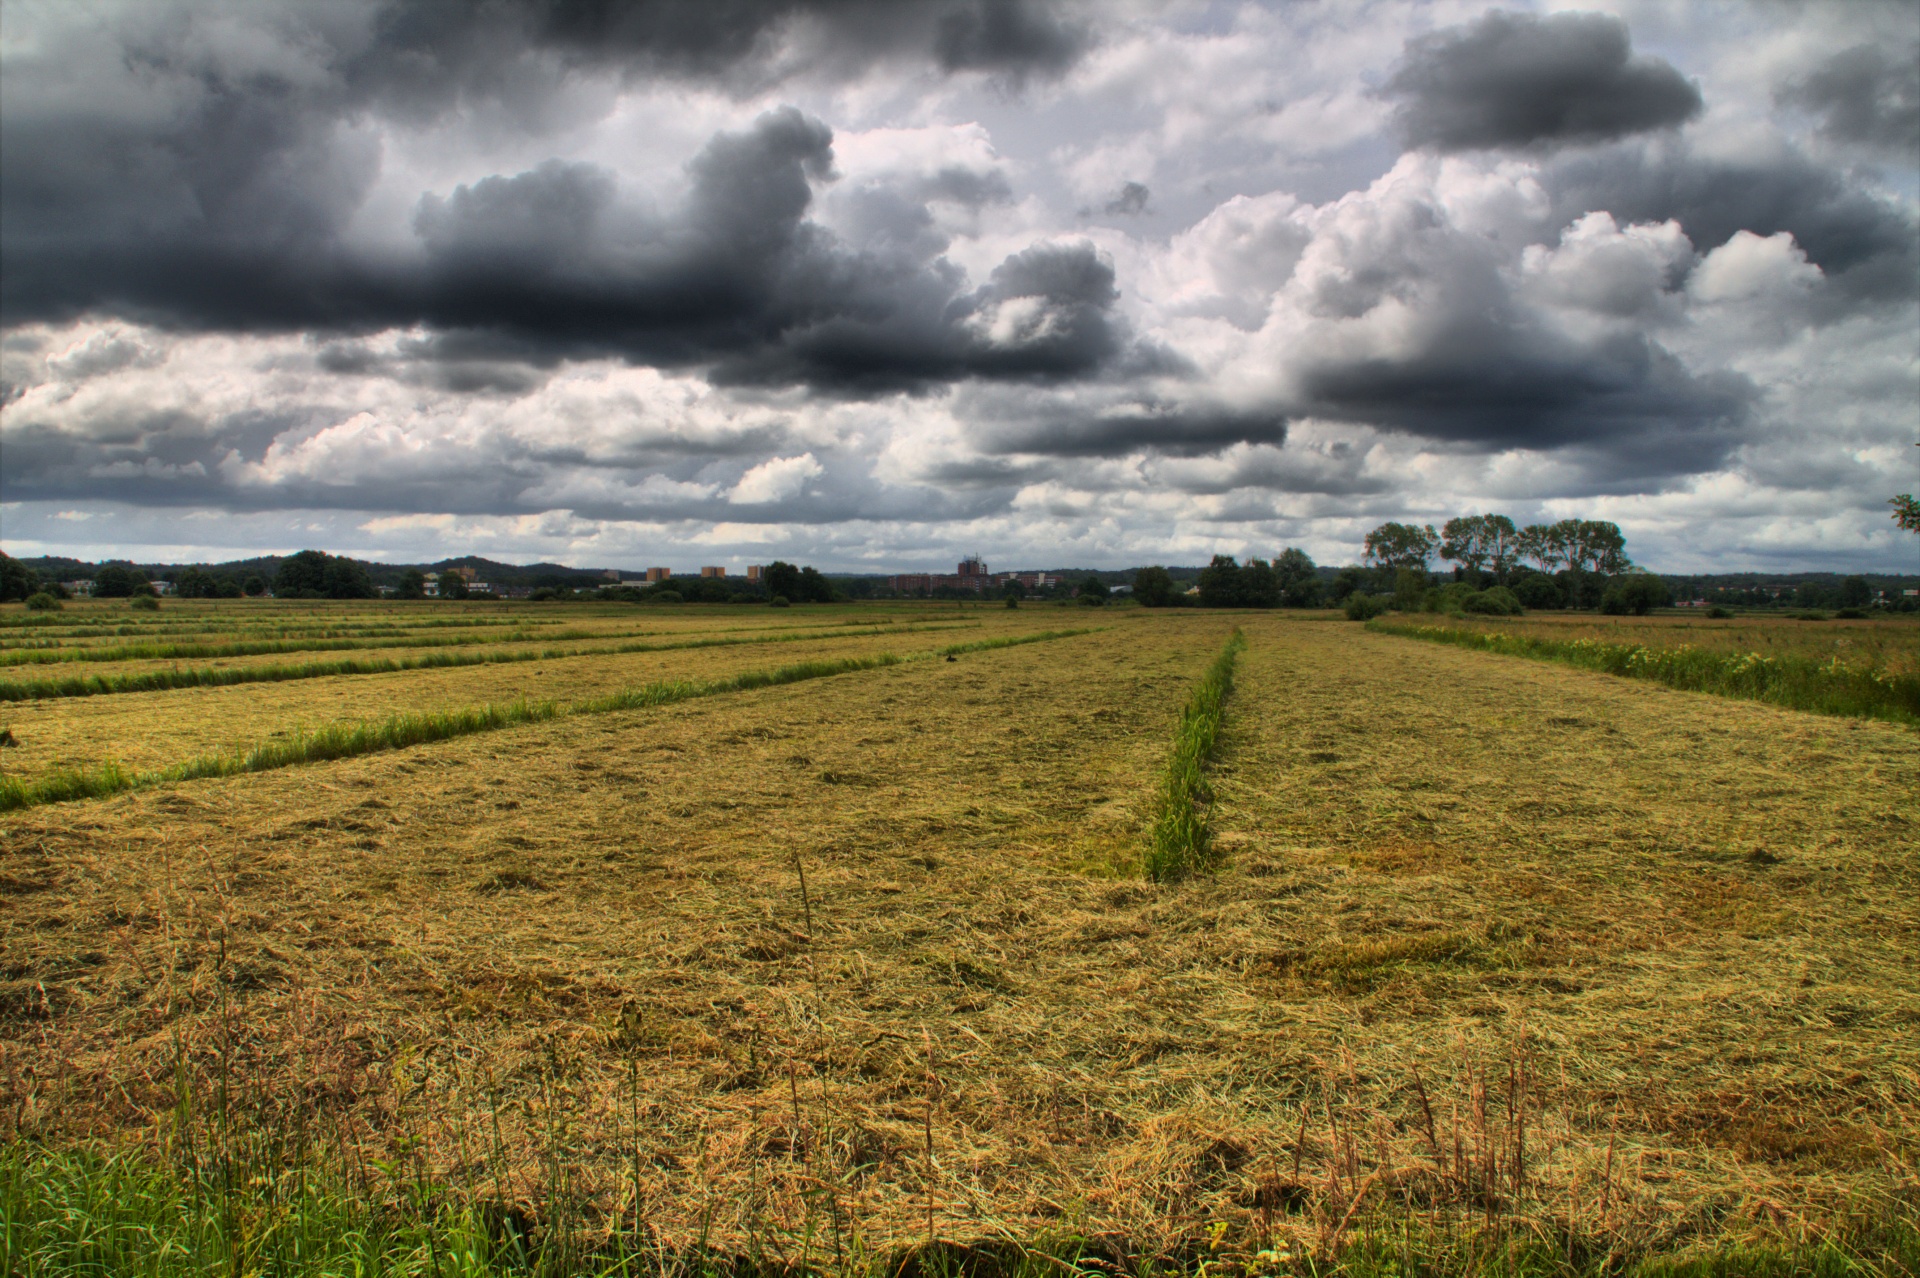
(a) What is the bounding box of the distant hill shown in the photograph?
[13,554,613,589]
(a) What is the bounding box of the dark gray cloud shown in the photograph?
[1104,182,1150,216]
[3,92,1133,392]
[1386,10,1701,152]
[1545,141,1919,302]
[1778,43,1920,153]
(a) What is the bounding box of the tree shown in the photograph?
[1838,576,1872,609]
[1001,578,1027,603]
[1516,525,1557,573]
[1077,575,1110,606]
[1273,547,1321,607]
[1601,574,1670,615]
[242,575,267,597]
[174,566,221,598]
[397,568,427,599]
[1364,522,1438,572]
[797,566,835,603]
[1240,557,1280,607]
[25,592,61,612]
[1196,555,1244,607]
[763,561,802,601]
[1892,494,1920,534]
[1329,566,1367,602]
[1132,566,1176,608]
[1559,520,1630,576]
[275,550,330,596]
[215,576,244,598]
[439,571,470,600]
[0,552,36,603]
[92,564,145,598]
[1441,514,1520,583]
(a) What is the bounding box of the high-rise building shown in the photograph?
[746,565,764,582]
[700,566,727,578]
[646,567,671,583]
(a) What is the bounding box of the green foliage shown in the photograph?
[1364,521,1438,571]
[769,594,790,608]
[1891,493,1919,533]
[130,595,161,611]
[796,566,836,603]
[1601,574,1672,615]
[1144,629,1246,883]
[0,551,37,602]
[90,564,147,598]
[1440,513,1520,580]
[1707,605,1733,618]
[1132,566,1176,608]
[1344,592,1389,620]
[1391,567,1428,612]
[438,571,470,600]
[646,590,683,604]
[396,568,427,599]
[1273,547,1322,606]
[276,549,376,599]
[1196,556,1280,608]
[1368,619,1920,725]
[242,574,267,596]
[24,592,62,612]
[1077,575,1109,605]
[1511,571,1563,610]
[1460,585,1523,615]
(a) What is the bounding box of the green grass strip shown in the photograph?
[1144,628,1246,884]
[1366,618,1920,726]
[0,629,1098,813]
[0,622,978,702]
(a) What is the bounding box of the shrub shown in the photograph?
[24,592,62,611]
[1005,595,1019,609]
[1513,573,1563,609]
[528,587,563,602]
[1461,586,1523,616]
[130,595,160,611]
[1707,605,1733,619]
[647,590,683,604]
[769,595,790,608]
[1344,593,1389,620]
[1836,607,1868,620]
[1791,610,1828,621]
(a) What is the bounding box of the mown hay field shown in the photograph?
[1,599,1916,1270]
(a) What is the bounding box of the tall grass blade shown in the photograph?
[1144,629,1246,883]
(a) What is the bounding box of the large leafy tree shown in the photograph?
[1893,494,1919,534]
[0,552,36,602]
[1441,514,1520,582]
[1132,566,1176,607]
[1273,547,1321,606]
[1363,522,1438,572]
[763,561,801,600]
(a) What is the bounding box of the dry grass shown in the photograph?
[1,606,1914,1263]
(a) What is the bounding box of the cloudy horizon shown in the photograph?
[3,0,1916,575]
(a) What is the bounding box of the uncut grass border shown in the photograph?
[1143,627,1246,883]
[0,621,980,703]
[1365,616,1920,726]
[0,628,1099,814]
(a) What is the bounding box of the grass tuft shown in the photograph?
[1144,629,1246,883]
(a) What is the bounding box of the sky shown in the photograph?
[2,0,1916,575]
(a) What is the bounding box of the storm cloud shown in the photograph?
[2,1,1914,573]
[1386,11,1701,152]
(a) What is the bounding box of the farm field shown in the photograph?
[1366,608,1920,674]
[2,600,1917,1270]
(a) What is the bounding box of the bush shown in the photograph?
[24,592,62,612]
[1836,607,1868,620]
[1513,573,1563,610]
[130,595,160,611]
[770,595,790,608]
[1707,605,1733,619]
[1005,595,1019,609]
[527,587,563,602]
[1344,593,1389,620]
[647,590,683,604]
[1461,586,1523,616]
[1601,574,1671,616]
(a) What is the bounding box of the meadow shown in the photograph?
[1,597,1915,1275]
